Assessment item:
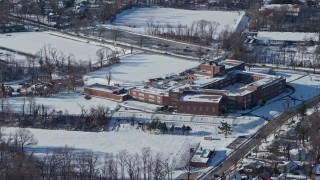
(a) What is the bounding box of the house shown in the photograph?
[312,164,320,179]
[289,148,306,161]
[278,173,307,180]
[283,161,299,173]
[190,148,215,167]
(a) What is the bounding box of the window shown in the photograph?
[199,106,203,111]
[193,106,197,111]
[157,96,161,100]
[149,95,155,99]
[132,92,136,95]
[212,107,215,112]
[138,93,144,97]
[180,105,184,110]
[149,99,155,102]
[187,106,190,111]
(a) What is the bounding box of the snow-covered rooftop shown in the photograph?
[86,83,123,93]
[180,94,222,103]
[260,4,301,12]
[257,31,319,42]
[219,59,244,70]
[132,86,169,96]
[191,149,213,164]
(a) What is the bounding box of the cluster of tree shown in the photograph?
[0,95,111,132]
[248,2,320,32]
[145,19,219,45]
[0,128,173,180]
[0,52,26,81]
[95,48,120,68]
[0,128,41,179]
[145,119,192,135]
[146,119,168,133]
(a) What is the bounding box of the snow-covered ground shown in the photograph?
[0,32,109,62]
[2,113,265,173]
[7,92,119,114]
[105,7,247,37]
[0,49,28,65]
[84,52,199,86]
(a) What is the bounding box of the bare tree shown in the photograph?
[14,128,38,152]
[96,48,106,67]
[141,147,152,180]
[106,71,112,85]
[117,149,128,179]
[111,28,123,42]
[152,152,166,180]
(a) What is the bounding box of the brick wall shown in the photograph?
[84,88,127,102]
[176,101,221,116]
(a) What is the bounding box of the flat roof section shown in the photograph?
[86,83,122,93]
[257,31,319,42]
[219,59,244,70]
[180,94,222,103]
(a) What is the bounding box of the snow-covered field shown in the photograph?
[84,52,199,86]
[0,32,107,62]
[7,92,119,114]
[106,7,247,37]
[2,114,265,172]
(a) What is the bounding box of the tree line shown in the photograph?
[0,127,174,179]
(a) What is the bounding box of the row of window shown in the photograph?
[180,105,215,112]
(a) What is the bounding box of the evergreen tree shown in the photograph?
[182,125,186,135]
[185,126,192,134]
[160,122,168,133]
[218,121,233,137]
[298,103,307,117]
[169,124,175,133]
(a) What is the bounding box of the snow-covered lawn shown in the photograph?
[84,52,199,86]
[7,92,119,114]
[106,7,247,37]
[3,126,190,161]
[0,32,108,62]
[2,114,265,175]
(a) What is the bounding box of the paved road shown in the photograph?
[198,95,320,180]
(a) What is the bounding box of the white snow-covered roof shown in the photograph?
[289,148,299,156]
[131,86,169,96]
[180,94,222,103]
[190,149,212,163]
[260,4,300,12]
[257,31,319,42]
